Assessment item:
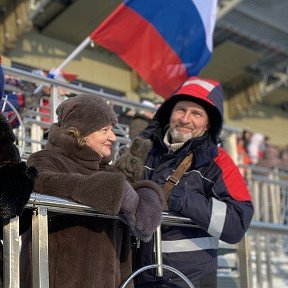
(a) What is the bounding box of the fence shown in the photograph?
[246,166,288,288]
[2,186,288,288]
[1,66,288,287]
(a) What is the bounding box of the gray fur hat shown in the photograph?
[56,94,118,136]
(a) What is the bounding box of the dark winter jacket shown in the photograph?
[27,124,133,288]
[134,77,254,288]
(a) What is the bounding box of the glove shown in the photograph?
[114,137,152,185]
[0,162,37,219]
[119,181,140,228]
[132,180,165,242]
[119,180,164,242]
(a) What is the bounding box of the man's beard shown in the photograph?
[170,128,194,143]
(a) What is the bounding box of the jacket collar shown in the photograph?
[142,122,218,168]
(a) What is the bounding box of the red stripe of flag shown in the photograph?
[90,3,188,98]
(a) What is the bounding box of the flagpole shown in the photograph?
[54,36,92,73]
[33,36,91,95]
[33,36,92,121]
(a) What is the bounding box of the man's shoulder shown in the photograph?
[213,147,240,174]
[214,147,232,162]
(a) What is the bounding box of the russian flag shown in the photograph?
[47,69,78,82]
[90,0,217,98]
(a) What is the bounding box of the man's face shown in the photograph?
[169,101,210,144]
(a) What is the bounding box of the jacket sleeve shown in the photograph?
[169,148,254,244]
[28,152,126,215]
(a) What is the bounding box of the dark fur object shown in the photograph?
[0,114,20,162]
[115,137,152,185]
[0,162,37,218]
[0,114,37,218]
[0,114,15,142]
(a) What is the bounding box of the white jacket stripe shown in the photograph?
[208,198,227,239]
[161,237,218,253]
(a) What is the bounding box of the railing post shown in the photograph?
[263,178,273,288]
[32,207,49,288]
[50,85,58,123]
[226,132,238,164]
[237,235,252,288]
[3,217,20,288]
[154,225,163,277]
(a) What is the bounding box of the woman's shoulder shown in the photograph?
[27,148,62,166]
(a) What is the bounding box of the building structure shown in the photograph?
[0,0,287,146]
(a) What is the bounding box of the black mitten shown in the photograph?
[0,162,37,219]
[114,137,152,185]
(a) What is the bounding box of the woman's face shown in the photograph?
[84,125,116,157]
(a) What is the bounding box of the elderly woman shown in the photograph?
[27,94,163,288]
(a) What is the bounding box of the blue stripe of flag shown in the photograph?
[125,0,211,76]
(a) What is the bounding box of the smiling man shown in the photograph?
[134,76,254,288]
[169,100,210,143]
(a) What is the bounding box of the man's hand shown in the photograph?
[114,137,152,185]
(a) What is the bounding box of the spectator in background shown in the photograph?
[128,99,157,139]
[237,134,251,166]
[280,145,288,172]
[117,107,136,126]
[248,133,265,164]
[242,129,252,153]
[263,135,270,154]
[257,144,283,170]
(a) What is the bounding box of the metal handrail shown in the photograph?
[4,193,288,288]
[2,65,288,287]
[2,66,157,112]
[26,193,288,232]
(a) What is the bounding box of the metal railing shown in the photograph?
[2,65,288,287]
[4,193,199,288]
[2,189,288,288]
[244,166,288,288]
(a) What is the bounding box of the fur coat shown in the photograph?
[27,124,133,288]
